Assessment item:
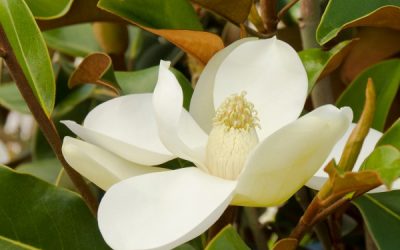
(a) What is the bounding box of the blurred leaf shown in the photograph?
[92,22,129,55]
[336,59,400,131]
[43,24,101,57]
[0,0,56,116]
[0,165,109,249]
[340,27,400,83]
[205,225,250,250]
[192,0,252,25]
[16,158,62,184]
[360,145,400,188]
[116,66,193,109]
[97,0,224,64]
[299,40,355,92]
[317,0,400,44]
[53,85,95,118]
[69,52,120,94]
[98,0,202,30]
[353,191,400,250]
[0,83,29,113]
[135,41,181,70]
[377,118,400,150]
[24,0,73,19]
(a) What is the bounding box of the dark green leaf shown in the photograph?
[0,0,55,116]
[43,24,101,57]
[377,118,400,150]
[205,225,250,250]
[0,236,40,250]
[116,66,193,109]
[299,40,354,92]
[360,146,400,188]
[317,0,400,44]
[336,59,400,131]
[0,165,109,249]
[0,83,29,113]
[97,0,202,30]
[24,0,73,19]
[353,191,400,250]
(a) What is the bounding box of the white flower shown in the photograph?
[61,37,352,250]
[307,124,400,192]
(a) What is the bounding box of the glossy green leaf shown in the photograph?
[205,225,250,250]
[317,0,400,44]
[97,0,202,30]
[353,191,400,250]
[377,118,400,150]
[43,24,101,57]
[0,0,55,116]
[0,83,29,113]
[24,0,73,19]
[299,40,354,92]
[0,165,109,249]
[336,59,400,131]
[116,66,193,109]
[360,146,400,188]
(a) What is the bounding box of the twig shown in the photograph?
[278,0,300,20]
[0,26,98,215]
[260,0,278,34]
[296,188,332,250]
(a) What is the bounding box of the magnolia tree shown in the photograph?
[0,0,399,249]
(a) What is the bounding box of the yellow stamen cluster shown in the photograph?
[213,92,259,131]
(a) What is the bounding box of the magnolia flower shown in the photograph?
[62,37,352,250]
[307,124,400,191]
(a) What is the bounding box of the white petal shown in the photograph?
[214,37,308,140]
[153,61,208,169]
[62,94,174,165]
[189,38,257,133]
[232,105,352,207]
[306,124,400,193]
[62,137,167,190]
[98,167,236,250]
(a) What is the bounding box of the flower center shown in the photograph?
[206,92,259,180]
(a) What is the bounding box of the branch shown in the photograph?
[278,0,300,20]
[0,26,98,215]
[260,0,278,34]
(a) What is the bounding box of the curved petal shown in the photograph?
[62,94,174,165]
[214,37,308,140]
[98,167,236,250]
[62,120,173,166]
[62,137,167,190]
[306,124,400,193]
[232,105,352,207]
[189,38,257,133]
[153,61,208,170]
